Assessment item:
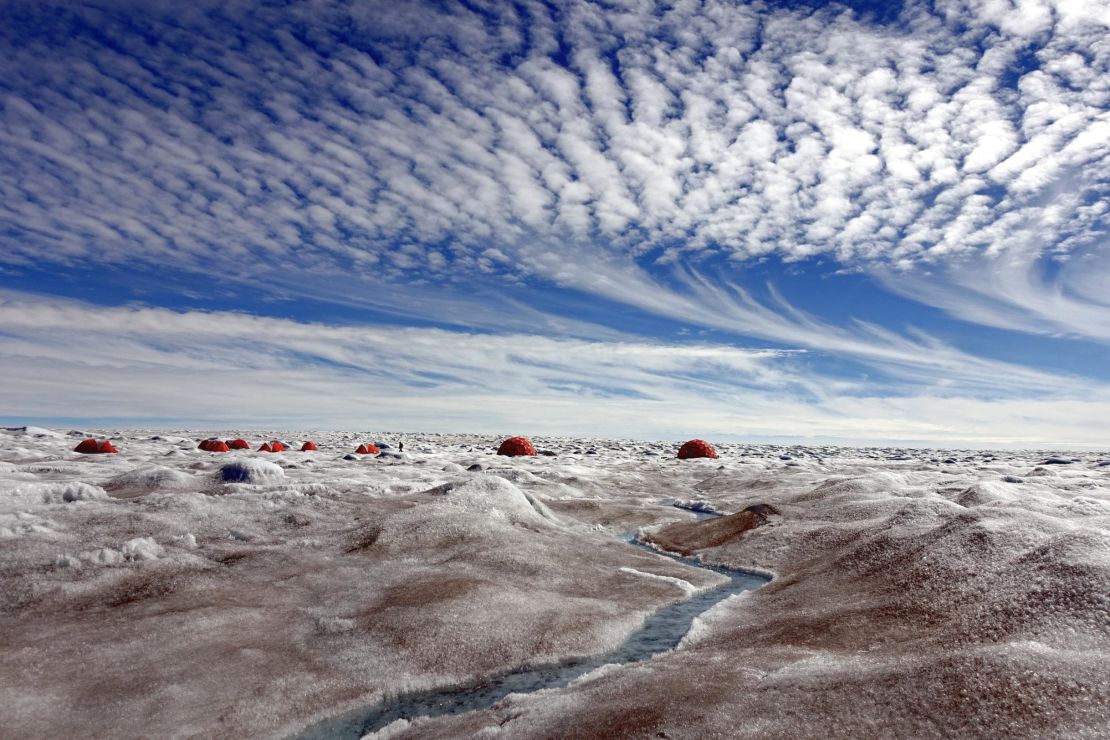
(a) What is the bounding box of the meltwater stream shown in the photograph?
[295,516,768,739]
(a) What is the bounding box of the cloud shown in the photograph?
[0,290,806,405]
[1,0,1108,445]
[873,180,1110,343]
[0,0,1106,344]
[1,293,1109,446]
[502,257,1088,396]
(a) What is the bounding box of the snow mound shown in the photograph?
[105,465,193,492]
[435,475,556,524]
[799,471,924,500]
[169,533,198,549]
[3,481,110,506]
[56,536,165,569]
[48,482,110,503]
[1027,466,1059,477]
[485,467,544,484]
[0,511,58,538]
[217,459,286,484]
[120,536,165,560]
[950,481,1019,508]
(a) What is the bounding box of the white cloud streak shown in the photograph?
[1,293,1109,446]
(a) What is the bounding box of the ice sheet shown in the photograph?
[0,432,1107,738]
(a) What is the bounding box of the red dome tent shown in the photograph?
[300,441,318,451]
[677,439,718,459]
[227,439,250,449]
[355,444,380,455]
[74,439,118,454]
[75,438,100,453]
[258,442,273,452]
[269,441,286,452]
[497,436,537,457]
[206,440,230,453]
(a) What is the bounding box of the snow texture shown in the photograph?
[0,431,1107,739]
[104,465,194,495]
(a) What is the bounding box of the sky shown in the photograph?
[0,0,1108,447]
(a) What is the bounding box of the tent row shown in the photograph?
[197,439,373,453]
[76,436,719,459]
[497,436,718,459]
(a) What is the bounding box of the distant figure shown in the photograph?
[398,441,404,453]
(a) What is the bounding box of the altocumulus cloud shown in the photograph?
[0,0,1108,444]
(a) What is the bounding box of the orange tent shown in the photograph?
[74,438,101,454]
[76,439,118,454]
[301,441,318,451]
[677,439,718,459]
[497,436,537,457]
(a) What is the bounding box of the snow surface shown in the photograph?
[0,431,1108,738]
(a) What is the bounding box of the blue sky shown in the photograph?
[1,0,1108,446]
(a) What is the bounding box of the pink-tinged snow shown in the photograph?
[0,427,1108,739]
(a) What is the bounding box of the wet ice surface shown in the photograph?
[1,428,1109,739]
[296,535,767,739]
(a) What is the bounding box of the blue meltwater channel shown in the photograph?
[294,519,769,738]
